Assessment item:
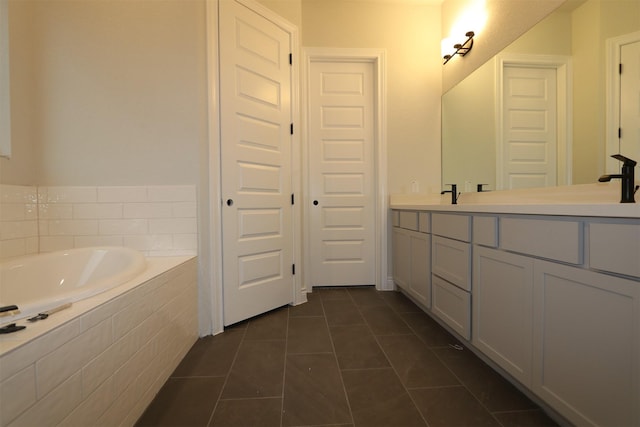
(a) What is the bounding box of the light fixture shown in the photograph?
[442,31,475,64]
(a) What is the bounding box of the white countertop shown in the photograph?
[390,183,640,218]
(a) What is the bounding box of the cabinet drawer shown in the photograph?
[418,212,430,233]
[391,210,400,227]
[500,217,583,264]
[432,235,471,291]
[432,213,470,241]
[589,222,640,278]
[473,216,498,247]
[399,211,419,231]
[432,274,471,340]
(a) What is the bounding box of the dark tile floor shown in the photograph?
[136,287,559,427]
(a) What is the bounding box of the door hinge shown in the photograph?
[619,63,623,74]
[291,193,295,205]
[619,127,622,138]
[289,53,292,65]
[292,264,296,275]
[290,123,294,135]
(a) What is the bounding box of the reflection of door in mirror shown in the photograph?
[496,54,571,191]
[500,66,558,190]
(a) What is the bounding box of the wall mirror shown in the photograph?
[442,0,640,192]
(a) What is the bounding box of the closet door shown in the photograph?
[219,0,294,326]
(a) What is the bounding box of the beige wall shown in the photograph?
[301,0,443,194]
[2,0,207,186]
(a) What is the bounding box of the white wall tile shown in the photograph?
[38,203,73,220]
[0,185,37,204]
[42,187,98,204]
[48,220,99,236]
[171,201,197,218]
[0,366,36,426]
[123,234,173,251]
[173,234,198,251]
[147,185,196,202]
[36,320,112,398]
[97,186,148,203]
[99,219,148,236]
[58,377,115,427]
[8,372,83,427]
[39,236,75,253]
[149,218,197,234]
[74,235,123,248]
[73,203,123,219]
[123,202,172,219]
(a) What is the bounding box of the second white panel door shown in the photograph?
[308,60,376,287]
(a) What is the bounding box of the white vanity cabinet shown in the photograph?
[472,246,533,386]
[473,215,640,427]
[391,211,431,307]
[532,259,639,427]
[430,213,471,339]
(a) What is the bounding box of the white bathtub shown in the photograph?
[0,247,147,324]
[0,250,198,426]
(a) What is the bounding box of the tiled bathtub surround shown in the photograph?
[0,184,197,259]
[0,185,39,259]
[0,257,198,427]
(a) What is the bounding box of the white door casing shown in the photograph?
[219,0,296,326]
[308,60,376,286]
[496,55,572,190]
[302,48,388,291]
[606,32,640,173]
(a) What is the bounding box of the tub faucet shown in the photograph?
[598,154,637,203]
[441,184,460,205]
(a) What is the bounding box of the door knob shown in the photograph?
[226,199,234,206]
[313,200,319,206]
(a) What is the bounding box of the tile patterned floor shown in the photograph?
[135,287,558,427]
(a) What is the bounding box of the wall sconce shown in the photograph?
[442,31,475,64]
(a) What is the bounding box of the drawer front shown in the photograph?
[432,235,471,291]
[432,213,471,242]
[473,216,498,247]
[418,212,430,233]
[589,222,640,278]
[431,274,471,340]
[391,210,400,227]
[500,217,583,265]
[399,211,419,231]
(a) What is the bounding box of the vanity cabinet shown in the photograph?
[472,246,533,386]
[430,213,471,339]
[391,205,639,427]
[391,211,431,307]
[532,260,639,427]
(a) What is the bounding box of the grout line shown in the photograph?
[279,307,290,427]
[320,291,356,427]
[205,322,249,427]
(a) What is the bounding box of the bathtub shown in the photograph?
[0,249,198,426]
[0,247,147,324]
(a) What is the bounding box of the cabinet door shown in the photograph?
[409,231,430,308]
[473,247,533,386]
[392,227,411,289]
[533,260,640,427]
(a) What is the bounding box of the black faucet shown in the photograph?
[598,154,638,203]
[477,184,489,192]
[441,184,460,205]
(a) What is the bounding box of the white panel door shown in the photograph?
[308,60,376,286]
[219,0,293,326]
[620,40,640,161]
[502,66,557,189]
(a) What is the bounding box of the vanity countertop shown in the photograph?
[390,183,640,218]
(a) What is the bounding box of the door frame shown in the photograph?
[301,47,389,292]
[204,0,301,335]
[606,31,640,174]
[495,54,572,190]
